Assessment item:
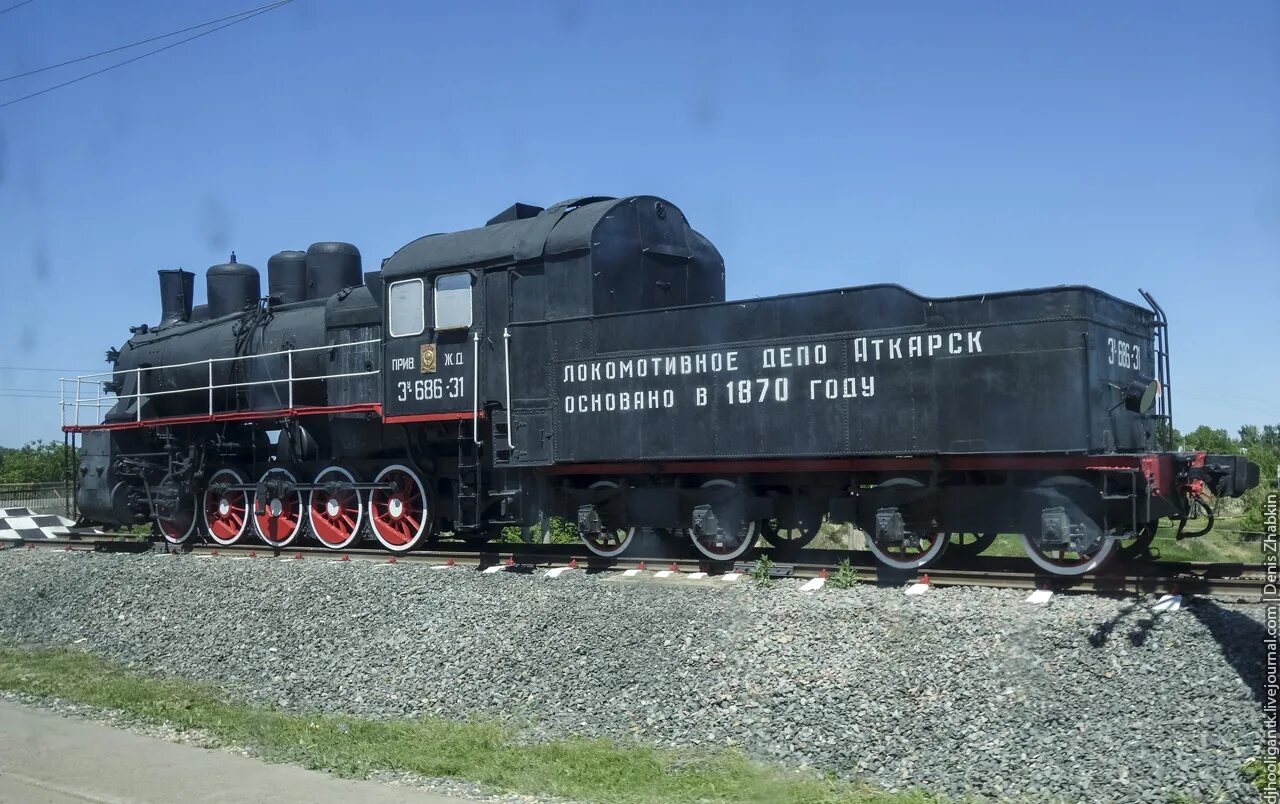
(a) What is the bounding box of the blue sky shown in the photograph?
[0,0,1276,446]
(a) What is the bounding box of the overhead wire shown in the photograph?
[0,0,291,83]
[0,366,99,373]
[0,0,293,109]
[0,0,38,16]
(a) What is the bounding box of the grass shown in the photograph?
[804,518,1260,564]
[749,555,775,585]
[827,559,860,589]
[970,520,1261,564]
[0,646,934,804]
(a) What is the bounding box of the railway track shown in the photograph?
[4,532,1264,600]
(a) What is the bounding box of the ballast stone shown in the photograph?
[0,551,1263,804]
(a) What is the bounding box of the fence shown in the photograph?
[0,482,73,518]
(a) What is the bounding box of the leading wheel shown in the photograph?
[202,468,250,545]
[369,464,430,552]
[308,466,364,550]
[252,467,304,548]
[688,480,757,561]
[154,473,197,546]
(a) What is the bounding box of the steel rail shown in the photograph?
[3,535,1264,600]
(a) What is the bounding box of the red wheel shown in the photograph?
[252,467,304,548]
[369,464,429,552]
[202,468,250,545]
[308,466,363,550]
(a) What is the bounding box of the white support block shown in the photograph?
[1153,594,1182,613]
[1025,588,1053,604]
[654,570,674,578]
[545,566,572,578]
[904,582,929,596]
[799,577,826,592]
[687,571,707,580]
[721,572,741,582]
[430,564,454,571]
[622,568,641,577]
[481,565,504,574]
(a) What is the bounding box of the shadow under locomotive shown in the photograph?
[60,194,1261,578]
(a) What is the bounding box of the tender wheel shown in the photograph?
[584,527,636,558]
[759,518,821,553]
[308,466,364,550]
[369,464,430,552]
[1018,475,1115,576]
[579,481,634,558]
[252,467,304,548]
[948,532,997,557]
[864,477,947,570]
[866,529,948,570]
[154,474,197,545]
[1116,522,1158,560]
[1019,532,1116,576]
[688,479,757,561]
[202,468,250,545]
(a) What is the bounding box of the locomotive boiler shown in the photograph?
[64,194,1259,575]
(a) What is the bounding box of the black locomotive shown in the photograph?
[67,194,1259,575]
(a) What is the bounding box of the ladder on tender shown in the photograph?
[455,418,484,532]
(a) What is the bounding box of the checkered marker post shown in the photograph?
[0,507,77,541]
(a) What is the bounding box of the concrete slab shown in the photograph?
[0,700,478,803]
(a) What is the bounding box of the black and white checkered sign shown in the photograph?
[0,507,76,541]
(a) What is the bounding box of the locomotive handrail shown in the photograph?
[502,327,515,450]
[59,338,381,429]
[472,332,481,445]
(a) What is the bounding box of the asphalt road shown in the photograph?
[0,700,478,803]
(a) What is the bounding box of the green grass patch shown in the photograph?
[806,518,1259,565]
[0,647,932,804]
[972,522,1261,564]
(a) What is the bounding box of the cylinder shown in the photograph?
[268,250,308,305]
[305,241,362,300]
[157,269,194,328]
[206,256,260,318]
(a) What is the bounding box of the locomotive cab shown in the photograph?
[378,195,725,424]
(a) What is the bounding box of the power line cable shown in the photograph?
[0,366,99,373]
[0,0,39,16]
[0,0,290,83]
[0,0,292,110]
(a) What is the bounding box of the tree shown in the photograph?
[0,441,69,484]
[1182,426,1238,455]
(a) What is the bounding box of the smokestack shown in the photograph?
[158,269,195,327]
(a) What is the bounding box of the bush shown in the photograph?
[499,516,580,544]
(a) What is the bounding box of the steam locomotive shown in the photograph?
[66,195,1259,576]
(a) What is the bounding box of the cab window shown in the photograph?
[434,272,472,330]
[387,279,424,337]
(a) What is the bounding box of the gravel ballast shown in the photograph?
[0,550,1264,802]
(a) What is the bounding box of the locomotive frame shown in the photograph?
[61,195,1259,576]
